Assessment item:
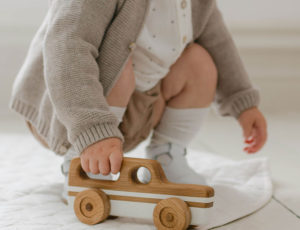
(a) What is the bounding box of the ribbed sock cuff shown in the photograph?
[150,106,209,148]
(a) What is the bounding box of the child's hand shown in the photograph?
[238,107,267,154]
[80,137,123,175]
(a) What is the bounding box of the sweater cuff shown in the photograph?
[218,88,260,119]
[73,122,124,154]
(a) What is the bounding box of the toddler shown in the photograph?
[10,0,267,202]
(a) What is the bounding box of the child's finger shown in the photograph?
[248,121,267,153]
[245,138,254,144]
[89,159,100,174]
[110,151,123,174]
[243,128,256,152]
[98,157,110,175]
[242,121,253,140]
[80,157,90,173]
[244,129,257,153]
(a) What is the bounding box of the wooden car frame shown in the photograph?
[67,157,214,230]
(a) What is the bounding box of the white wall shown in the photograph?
[2,0,300,29]
[218,0,300,29]
[0,0,299,120]
[1,1,49,120]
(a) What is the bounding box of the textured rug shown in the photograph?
[0,133,272,229]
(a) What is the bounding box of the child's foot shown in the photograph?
[141,142,206,185]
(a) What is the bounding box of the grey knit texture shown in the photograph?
[9,0,259,155]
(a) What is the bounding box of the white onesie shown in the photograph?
[131,0,193,92]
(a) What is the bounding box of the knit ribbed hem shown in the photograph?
[9,97,124,156]
[9,97,69,155]
[73,122,124,154]
[218,88,260,119]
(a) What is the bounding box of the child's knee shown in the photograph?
[186,43,218,78]
[186,44,217,88]
[182,44,217,106]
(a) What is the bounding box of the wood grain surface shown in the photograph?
[68,157,214,200]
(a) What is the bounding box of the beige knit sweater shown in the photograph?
[9,0,260,155]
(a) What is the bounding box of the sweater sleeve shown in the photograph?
[195,1,260,119]
[43,0,124,154]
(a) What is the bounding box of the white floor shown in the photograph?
[0,110,299,229]
[190,110,300,229]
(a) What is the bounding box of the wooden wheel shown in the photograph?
[74,189,110,225]
[153,198,191,230]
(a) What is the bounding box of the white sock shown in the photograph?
[109,106,126,125]
[149,106,209,148]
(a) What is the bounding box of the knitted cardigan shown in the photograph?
[9,0,260,155]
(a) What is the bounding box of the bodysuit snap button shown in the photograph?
[129,42,136,51]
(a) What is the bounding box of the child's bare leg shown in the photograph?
[152,43,217,133]
[152,43,217,127]
[163,44,217,108]
[145,43,218,184]
[99,56,136,127]
[106,57,136,107]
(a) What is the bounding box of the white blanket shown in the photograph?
[0,134,272,229]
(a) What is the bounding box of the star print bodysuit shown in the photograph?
[132,0,193,92]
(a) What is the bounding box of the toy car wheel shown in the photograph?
[74,189,110,225]
[153,197,191,230]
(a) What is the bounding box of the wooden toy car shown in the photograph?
[67,157,214,230]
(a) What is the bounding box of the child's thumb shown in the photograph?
[242,121,254,140]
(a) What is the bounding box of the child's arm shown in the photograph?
[197,0,259,118]
[43,0,123,171]
[196,1,267,152]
